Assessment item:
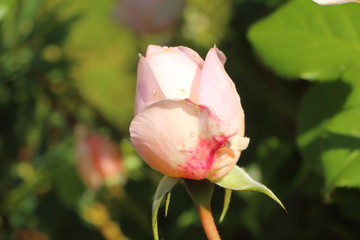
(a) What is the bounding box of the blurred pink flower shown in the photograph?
[114,0,185,34]
[130,45,249,180]
[75,130,123,190]
[313,0,360,4]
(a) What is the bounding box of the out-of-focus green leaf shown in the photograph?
[248,0,360,81]
[64,1,138,133]
[52,166,85,207]
[298,75,360,193]
[182,0,233,48]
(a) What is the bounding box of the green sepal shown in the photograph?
[219,188,232,223]
[152,176,180,240]
[165,192,171,217]
[211,166,286,211]
[184,179,214,207]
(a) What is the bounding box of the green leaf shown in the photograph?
[298,77,360,193]
[211,166,286,211]
[248,0,360,81]
[64,1,137,132]
[219,188,232,223]
[152,176,180,240]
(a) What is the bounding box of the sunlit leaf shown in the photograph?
[248,0,360,81]
[298,76,360,193]
[212,166,285,211]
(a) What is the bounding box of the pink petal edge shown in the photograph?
[134,56,165,115]
[198,47,244,134]
[177,46,204,68]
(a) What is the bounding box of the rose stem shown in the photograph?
[196,203,221,240]
[184,179,221,240]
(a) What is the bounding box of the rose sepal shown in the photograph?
[211,165,286,212]
[219,188,232,223]
[152,176,180,240]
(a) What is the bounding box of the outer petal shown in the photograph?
[145,45,201,100]
[213,46,226,65]
[207,133,250,180]
[198,47,244,135]
[177,46,204,68]
[134,57,165,115]
[313,0,359,4]
[176,46,204,103]
[130,99,232,180]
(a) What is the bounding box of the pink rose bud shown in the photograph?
[130,45,249,180]
[75,127,123,190]
[114,0,185,34]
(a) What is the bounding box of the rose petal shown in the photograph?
[145,45,201,100]
[177,46,204,68]
[134,57,165,115]
[208,133,250,180]
[198,47,244,135]
[130,99,231,180]
[213,45,227,65]
[146,45,164,55]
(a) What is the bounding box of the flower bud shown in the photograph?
[130,45,249,181]
[75,127,123,190]
[114,0,185,34]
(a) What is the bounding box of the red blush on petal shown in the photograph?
[177,135,227,180]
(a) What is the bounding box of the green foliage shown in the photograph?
[1,0,360,239]
[248,0,360,81]
[298,77,360,193]
[64,0,138,134]
[212,166,285,210]
[182,0,233,48]
[248,0,360,194]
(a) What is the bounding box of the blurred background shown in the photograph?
[1,0,360,239]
